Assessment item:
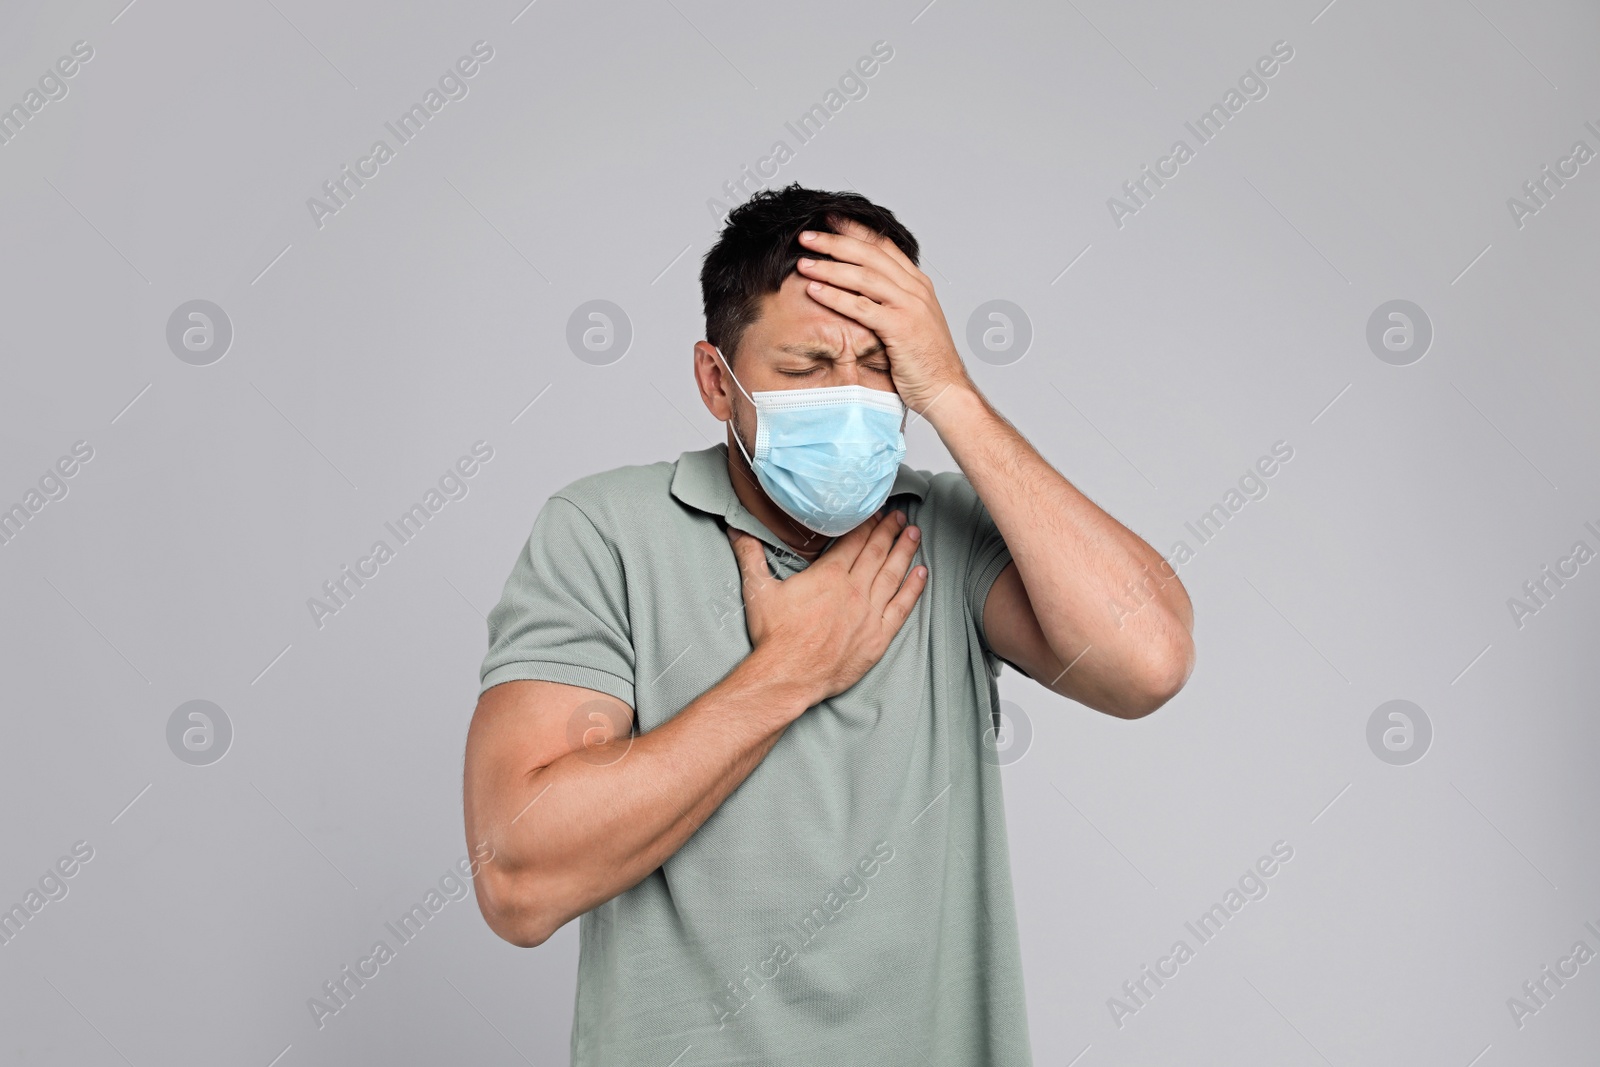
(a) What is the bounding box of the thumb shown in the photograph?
[726,527,774,592]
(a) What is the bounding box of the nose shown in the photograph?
[832,361,862,387]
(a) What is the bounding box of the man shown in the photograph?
[462,184,1195,1066]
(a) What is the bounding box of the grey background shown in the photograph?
[2,0,1596,1063]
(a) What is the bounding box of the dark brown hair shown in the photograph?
[699,183,920,368]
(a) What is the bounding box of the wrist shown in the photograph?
[922,377,987,438]
[738,644,823,723]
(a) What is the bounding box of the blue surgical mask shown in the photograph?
[713,345,908,537]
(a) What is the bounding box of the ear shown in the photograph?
[694,343,735,421]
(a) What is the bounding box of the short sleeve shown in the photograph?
[937,473,1027,679]
[964,496,1014,656]
[479,494,636,706]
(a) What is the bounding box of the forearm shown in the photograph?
[482,647,813,946]
[930,384,1193,676]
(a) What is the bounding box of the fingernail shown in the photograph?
[907,526,920,541]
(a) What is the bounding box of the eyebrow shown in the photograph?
[775,341,888,361]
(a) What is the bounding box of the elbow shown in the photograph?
[507,924,556,950]
[475,865,562,949]
[1115,632,1195,719]
[498,913,558,950]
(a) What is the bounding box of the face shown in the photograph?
[696,269,898,451]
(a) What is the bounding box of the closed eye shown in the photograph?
[777,362,891,378]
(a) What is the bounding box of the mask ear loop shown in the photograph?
[710,345,756,406]
[712,345,759,467]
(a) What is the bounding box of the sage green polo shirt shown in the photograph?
[480,442,1033,1067]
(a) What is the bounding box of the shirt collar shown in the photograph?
[670,442,929,552]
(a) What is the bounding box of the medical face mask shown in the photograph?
[713,345,908,537]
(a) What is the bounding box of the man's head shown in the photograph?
[698,183,920,375]
[695,184,920,446]
[692,184,922,546]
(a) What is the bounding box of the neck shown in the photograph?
[723,432,831,562]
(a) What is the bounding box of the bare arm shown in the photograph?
[932,386,1195,719]
[785,219,1194,719]
[462,509,926,947]
[463,660,805,947]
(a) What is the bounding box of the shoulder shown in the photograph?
[920,467,980,503]
[907,466,987,525]
[900,466,1005,571]
[503,458,678,590]
[541,457,678,534]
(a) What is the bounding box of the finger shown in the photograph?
[800,238,920,302]
[796,256,910,312]
[820,509,886,569]
[801,277,893,337]
[870,521,922,609]
[849,508,905,581]
[812,214,928,281]
[803,221,927,297]
[881,562,928,631]
[828,214,930,288]
[727,529,774,595]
